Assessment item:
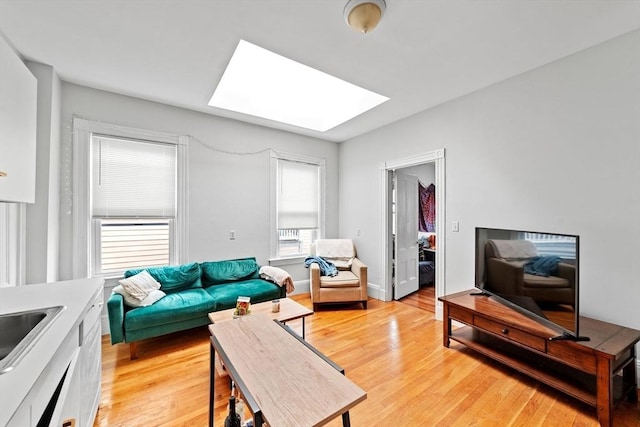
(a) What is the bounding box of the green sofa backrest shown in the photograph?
[124,262,202,294]
[200,257,260,287]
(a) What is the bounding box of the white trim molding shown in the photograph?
[71,118,189,279]
[0,202,26,286]
[269,150,326,261]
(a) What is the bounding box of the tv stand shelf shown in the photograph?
[439,290,640,427]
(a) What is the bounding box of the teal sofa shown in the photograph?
[107,257,286,359]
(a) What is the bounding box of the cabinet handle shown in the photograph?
[502,328,509,334]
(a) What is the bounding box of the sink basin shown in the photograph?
[0,306,65,374]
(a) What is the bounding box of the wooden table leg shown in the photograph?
[209,341,215,427]
[596,355,613,427]
[442,302,451,348]
[623,348,638,403]
[342,411,351,427]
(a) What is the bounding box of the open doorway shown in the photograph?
[380,149,445,320]
[393,165,437,302]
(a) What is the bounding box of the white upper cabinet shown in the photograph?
[0,34,37,203]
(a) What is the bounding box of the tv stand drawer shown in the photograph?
[547,341,596,373]
[474,316,547,352]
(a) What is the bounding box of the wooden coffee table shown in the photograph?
[208,313,366,427]
[208,297,313,338]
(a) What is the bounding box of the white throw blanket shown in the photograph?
[259,266,295,294]
[489,239,538,260]
[315,239,355,259]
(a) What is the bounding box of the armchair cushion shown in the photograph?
[315,271,360,288]
[488,239,538,260]
[315,239,355,259]
[315,239,355,269]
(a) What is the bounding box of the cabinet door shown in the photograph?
[49,348,81,427]
[7,401,31,426]
[79,297,102,426]
[0,34,37,203]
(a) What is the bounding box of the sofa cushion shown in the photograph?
[124,288,215,331]
[204,279,281,310]
[201,258,260,286]
[125,262,202,294]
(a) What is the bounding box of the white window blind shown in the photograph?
[277,160,319,229]
[92,136,177,218]
[99,219,170,273]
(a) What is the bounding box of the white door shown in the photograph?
[394,171,419,299]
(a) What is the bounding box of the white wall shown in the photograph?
[58,83,339,285]
[400,163,435,188]
[339,30,640,333]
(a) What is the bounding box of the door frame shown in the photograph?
[380,148,445,320]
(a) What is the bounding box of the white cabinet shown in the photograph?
[0,33,37,203]
[78,292,102,427]
[5,288,103,427]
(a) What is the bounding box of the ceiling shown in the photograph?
[1,1,638,142]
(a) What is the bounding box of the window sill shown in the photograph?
[268,256,306,267]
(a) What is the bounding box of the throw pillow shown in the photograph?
[112,285,166,308]
[118,270,161,300]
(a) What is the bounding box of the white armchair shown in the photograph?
[309,239,368,310]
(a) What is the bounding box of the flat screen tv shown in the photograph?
[474,227,588,341]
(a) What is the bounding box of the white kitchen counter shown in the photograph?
[0,278,104,427]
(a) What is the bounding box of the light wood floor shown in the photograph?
[94,292,639,426]
[398,284,436,313]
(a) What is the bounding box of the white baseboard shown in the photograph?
[101,313,110,336]
[290,279,309,295]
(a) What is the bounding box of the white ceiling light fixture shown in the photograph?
[208,40,389,132]
[344,0,387,34]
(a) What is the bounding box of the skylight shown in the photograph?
[208,40,389,132]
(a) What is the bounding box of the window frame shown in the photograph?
[269,151,325,262]
[72,118,188,279]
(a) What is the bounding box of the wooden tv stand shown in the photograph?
[439,290,640,427]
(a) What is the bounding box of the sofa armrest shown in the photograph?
[486,258,523,296]
[351,257,367,280]
[351,257,368,300]
[310,263,321,293]
[556,263,576,288]
[107,292,125,344]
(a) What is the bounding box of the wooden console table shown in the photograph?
[439,290,640,427]
[209,313,366,427]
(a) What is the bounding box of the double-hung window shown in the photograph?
[522,232,577,260]
[72,119,187,279]
[272,153,324,259]
[91,136,177,276]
